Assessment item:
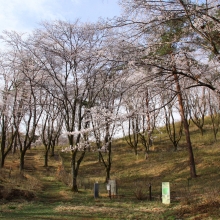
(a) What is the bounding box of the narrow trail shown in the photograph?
[24,150,73,203]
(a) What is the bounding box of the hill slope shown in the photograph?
[0,120,220,219]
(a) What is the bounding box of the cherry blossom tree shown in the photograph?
[0,52,18,168]
[1,30,47,171]
[90,75,125,182]
[28,20,122,191]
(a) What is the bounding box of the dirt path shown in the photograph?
[24,150,73,203]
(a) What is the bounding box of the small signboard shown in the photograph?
[162,182,170,204]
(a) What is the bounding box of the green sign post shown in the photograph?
[162,182,170,204]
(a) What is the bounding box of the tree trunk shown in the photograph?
[20,151,25,171]
[50,140,55,157]
[0,154,6,168]
[105,142,112,182]
[72,176,78,192]
[199,127,204,136]
[173,72,197,178]
[44,148,49,167]
[0,121,6,168]
[133,143,138,155]
[71,150,86,192]
[146,90,153,152]
[71,151,78,192]
[0,143,6,168]
[12,137,17,154]
[105,165,110,183]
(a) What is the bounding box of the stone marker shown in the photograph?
[94,182,99,198]
[108,180,117,197]
[162,182,170,204]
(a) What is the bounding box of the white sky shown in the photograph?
[0,0,121,34]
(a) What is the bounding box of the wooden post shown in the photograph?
[149,183,152,201]
[94,182,99,198]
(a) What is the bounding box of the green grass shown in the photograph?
[0,118,220,219]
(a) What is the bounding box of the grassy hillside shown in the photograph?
[0,119,220,219]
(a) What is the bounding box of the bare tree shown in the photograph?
[40,94,63,167]
[140,88,160,153]
[122,87,160,154]
[122,96,140,156]
[162,94,183,151]
[185,87,208,135]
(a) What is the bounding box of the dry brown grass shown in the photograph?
[0,120,220,219]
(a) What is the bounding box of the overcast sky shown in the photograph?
[0,0,121,34]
